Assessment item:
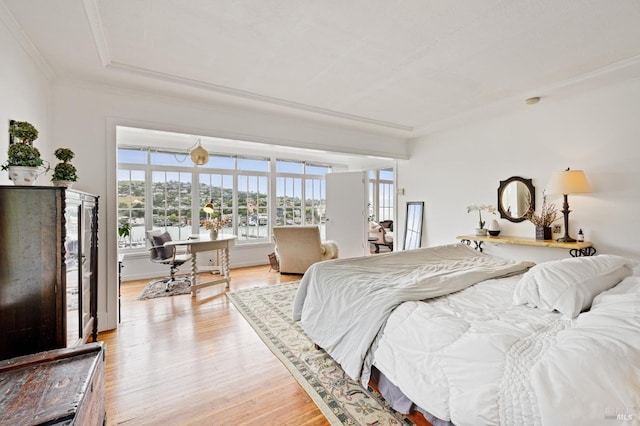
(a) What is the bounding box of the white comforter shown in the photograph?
[374,274,640,426]
[292,244,534,385]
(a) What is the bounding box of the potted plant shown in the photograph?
[118,222,131,248]
[51,148,78,187]
[466,203,497,236]
[525,195,559,240]
[2,120,46,185]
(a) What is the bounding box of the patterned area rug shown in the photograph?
[137,277,191,300]
[226,282,413,425]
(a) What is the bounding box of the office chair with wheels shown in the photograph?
[146,230,191,291]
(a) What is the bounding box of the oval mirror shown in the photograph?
[497,177,535,222]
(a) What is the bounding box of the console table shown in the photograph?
[456,234,596,257]
[165,234,237,296]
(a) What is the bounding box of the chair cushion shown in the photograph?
[152,232,173,260]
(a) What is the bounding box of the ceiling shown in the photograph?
[4,0,640,137]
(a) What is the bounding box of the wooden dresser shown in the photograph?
[0,342,106,425]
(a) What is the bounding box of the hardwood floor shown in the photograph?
[100,265,431,426]
[100,266,327,426]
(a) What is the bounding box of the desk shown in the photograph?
[456,234,596,257]
[165,234,237,296]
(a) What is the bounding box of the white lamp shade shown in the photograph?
[203,202,214,213]
[190,144,209,165]
[546,170,591,195]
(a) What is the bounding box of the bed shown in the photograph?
[292,243,640,425]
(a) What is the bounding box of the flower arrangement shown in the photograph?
[204,217,226,231]
[466,203,497,229]
[525,195,559,227]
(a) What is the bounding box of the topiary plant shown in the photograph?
[51,147,78,182]
[54,147,74,162]
[52,162,78,181]
[9,120,39,143]
[2,120,44,171]
[1,142,44,170]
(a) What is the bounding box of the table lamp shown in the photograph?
[203,199,215,214]
[545,168,591,242]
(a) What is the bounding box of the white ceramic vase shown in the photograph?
[209,229,218,240]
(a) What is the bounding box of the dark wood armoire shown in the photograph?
[0,186,99,360]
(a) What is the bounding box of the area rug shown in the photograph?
[226,282,413,426]
[137,277,191,300]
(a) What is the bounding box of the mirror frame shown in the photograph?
[497,176,535,223]
[403,201,424,250]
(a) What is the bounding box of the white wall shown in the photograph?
[399,77,640,264]
[0,10,52,183]
[51,81,408,331]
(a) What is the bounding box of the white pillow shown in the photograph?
[513,255,638,318]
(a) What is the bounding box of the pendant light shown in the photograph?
[189,138,209,166]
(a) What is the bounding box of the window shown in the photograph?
[151,171,192,241]
[369,168,395,222]
[199,173,233,230]
[117,168,145,248]
[276,176,302,225]
[117,145,332,251]
[118,147,318,249]
[238,174,269,241]
[276,161,328,233]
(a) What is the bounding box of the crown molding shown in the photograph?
[106,61,414,133]
[81,0,110,66]
[0,0,54,80]
[80,0,413,134]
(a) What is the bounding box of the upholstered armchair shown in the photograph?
[272,226,338,274]
[368,220,394,252]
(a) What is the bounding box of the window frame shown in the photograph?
[117,147,332,253]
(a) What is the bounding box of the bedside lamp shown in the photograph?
[545,168,591,242]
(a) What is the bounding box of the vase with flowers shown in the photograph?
[467,203,497,236]
[525,194,559,240]
[204,217,226,240]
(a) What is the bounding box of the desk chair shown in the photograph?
[146,230,191,291]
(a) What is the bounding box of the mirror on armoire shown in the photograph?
[403,202,424,250]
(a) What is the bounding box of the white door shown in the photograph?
[325,172,367,258]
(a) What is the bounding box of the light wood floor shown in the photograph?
[100,265,430,426]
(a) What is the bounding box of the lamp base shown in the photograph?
[557,236,576,243]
